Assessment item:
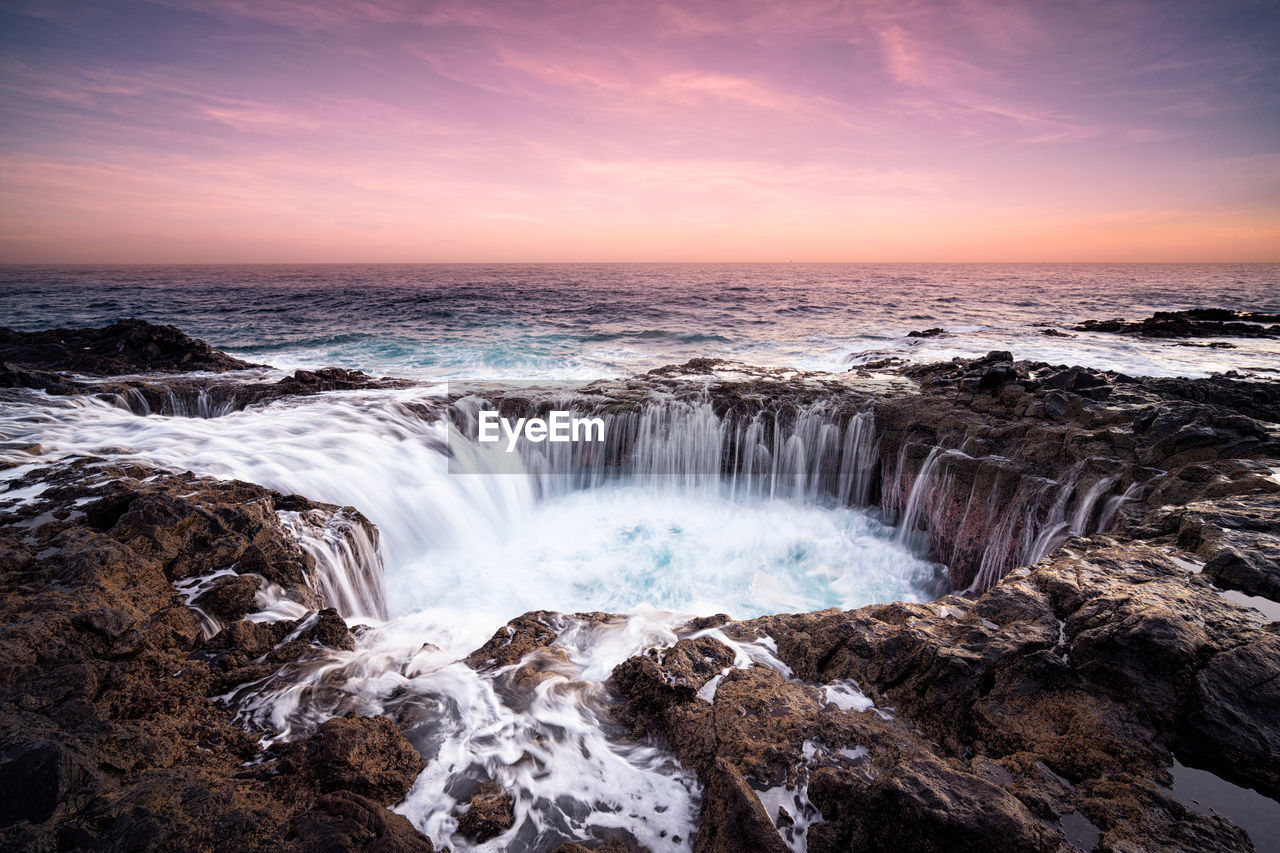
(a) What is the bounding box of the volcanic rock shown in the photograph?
[0,319,419,417]
[276,714,425,803]
[456,780,516,843]
[0,459,430,851]
[0,318,256,374]
[1074,309,1280,339]
[608,534,1277,851]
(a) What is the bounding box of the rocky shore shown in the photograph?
[1072,309,1280,340]
[1,318,412,417]
[0,459,432,851]
[2,320,1277,851]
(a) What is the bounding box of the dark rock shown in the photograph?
[288,790,434,852]
[0,459,429,851]
[834,757,1062,853]
[1145,375,1280,424]
[0,320,419,417]
[279,714,425,804]
[907,327,947,338]
[8,322,1280,853]
[456,780,515,843]
[1043,390,1070,418]
[193,574,263,622]
[850,356,908,372]
[1153,489,1280,599]
[1075,310,1280,339]
[1180,634,1280,792]
[608,531,1278,850]
[1044,366,1107,393]
[611,636,735,719]
[0,739,79,826]
[300,608,358,653]
[465,610,613,671]
[0,318,256,375]
[694,759,790,853]
[647,357,731,377]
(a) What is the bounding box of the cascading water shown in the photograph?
[277,507,388,621]
[448,393,880,506]
[0,382,996,852]
[881,443,1141,594]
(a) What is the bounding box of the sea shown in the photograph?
[2,263,1278,380]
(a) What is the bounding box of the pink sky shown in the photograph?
[1,0,1278,262]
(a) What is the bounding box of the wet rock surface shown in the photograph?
[605,535,1277,851]
[1,319,417,417]
[1074,309,1280,339]
[456,780,517,842]
[0,461,431,851]
[2,362,418,419]
[589,352,1280,851]
[0,318,258,374]
[873,351,1279,589]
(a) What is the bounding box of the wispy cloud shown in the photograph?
[0,0,1276,260]
[879,26,927,85]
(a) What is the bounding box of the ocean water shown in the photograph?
[2,263,1278,379]
[3,263,1277,851]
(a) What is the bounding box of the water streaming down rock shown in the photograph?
[216,608,709,852]
[12,379,1135,608]
[504,386,1142,595]
[893,446,943,552]
[4,294,1278,852]
[1097,481,1144,532]
[460,388,1141,595]
[123,387,150,415]
[277,507,388,621]
[173,568,241,640]
[162,386,239,418]
[109,384,239,418]
[881,442,1141,593]
[0,387,948,851]
[451,393,881,508]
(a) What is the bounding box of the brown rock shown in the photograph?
[289,790,434,852]
[0,459,429,851]
[694,759,789,853]
[279,714,425,805]
[456,780,516,843]
[193,574,263,623]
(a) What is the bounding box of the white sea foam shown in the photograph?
[0,387,944,852]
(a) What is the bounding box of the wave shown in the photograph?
[582,330,733,344]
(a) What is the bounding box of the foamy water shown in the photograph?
[0,389,942,619]
[0,387,931,851]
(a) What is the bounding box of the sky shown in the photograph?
[1,0,1278,263]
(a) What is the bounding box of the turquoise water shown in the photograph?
[2,262,1277,379]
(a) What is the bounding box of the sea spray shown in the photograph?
[0,384,949,851]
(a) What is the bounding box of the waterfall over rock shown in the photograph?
[278,507,388,621]
[452,383,1137,594]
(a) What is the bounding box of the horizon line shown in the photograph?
[2,259,1278,267]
